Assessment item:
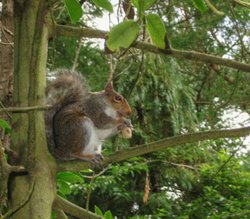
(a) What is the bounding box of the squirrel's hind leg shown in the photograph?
[71,151,104,164]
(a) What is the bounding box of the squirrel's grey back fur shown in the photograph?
[45,70,89,159]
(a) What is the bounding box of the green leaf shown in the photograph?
[131,0,155,11]
[131,0,156,17]
[92,0,113,13]
[64,0,83,23]
[106,20,139,51]
[192,0,208,13]
[95,206,104,216]
[0,119,11,134]
[57,172,84,184]
[146,14,166,49]
[104,210,114,219]
[80,169,94,174]
[57,180,71,195]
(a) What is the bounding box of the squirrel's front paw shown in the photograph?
[123,118,133,130]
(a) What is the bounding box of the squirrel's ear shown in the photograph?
[105,81,113,93]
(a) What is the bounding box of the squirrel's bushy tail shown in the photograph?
[45,70,88,159]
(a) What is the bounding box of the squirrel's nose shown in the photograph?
[126,107,132,117]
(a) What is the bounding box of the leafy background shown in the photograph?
[46,0,250,218]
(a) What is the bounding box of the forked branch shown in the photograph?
[53,195,103,219]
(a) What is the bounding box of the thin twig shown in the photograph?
[0,141,26,214]
[1,26,14,48]
[145,159,199,172]
[127,16,146,98]
[2,26,14,36]
[0,41,14,45]
[213,145,242,177]
[218,71,240,108]
[81,165,110,179]
[203,0,224,15]
[0,101,12,119]
[0,105,51,113]
[228,3,248,59]
[108,54,117,83]
[71,38,82,72]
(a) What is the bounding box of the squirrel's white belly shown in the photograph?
[83,118,117,154]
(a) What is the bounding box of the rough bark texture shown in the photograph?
[10,1,57,218]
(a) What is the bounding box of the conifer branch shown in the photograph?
[55,24,250,73]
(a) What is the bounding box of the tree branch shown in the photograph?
[57,126,250,172]
[0,142,26,213]
[203,0,224,16]
[0,105,51,113]
[54,209,68,219]
[53,195,104,219]
[55,24,250,73]
[234,0,250,9]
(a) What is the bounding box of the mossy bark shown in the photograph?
[10,1,56,218]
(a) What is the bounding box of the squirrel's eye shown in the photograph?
[114,95,122,102]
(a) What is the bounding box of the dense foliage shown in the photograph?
[0,0,249,218]
[46,0,250,218]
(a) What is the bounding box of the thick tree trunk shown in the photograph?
[10,1,57,218]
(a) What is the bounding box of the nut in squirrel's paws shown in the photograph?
[120,118,133,139]
[122,126,132,139]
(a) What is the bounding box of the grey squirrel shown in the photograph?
[45,70,132,164]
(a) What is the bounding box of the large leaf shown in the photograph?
[57,180,71,196]
[64,0,83,23]
[192,0,208,13]
[92,0,113,13]
[146,14,166,49]
[57,172,84,184]
[106,20,139,51]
